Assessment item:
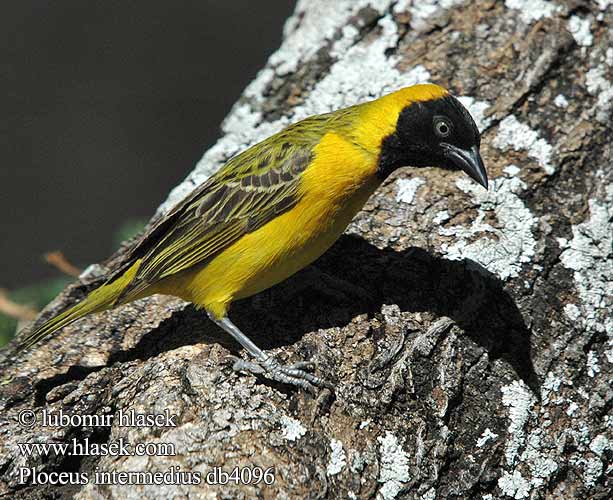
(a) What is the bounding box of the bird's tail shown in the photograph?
[17,260,142,352]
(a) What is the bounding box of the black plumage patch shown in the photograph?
[257,156,270,170]
[377,95,481,179]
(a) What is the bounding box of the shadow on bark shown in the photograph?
[106,234,539,394]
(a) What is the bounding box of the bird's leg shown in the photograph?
[207,312,330,392]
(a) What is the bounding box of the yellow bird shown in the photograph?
[19,83,487,390]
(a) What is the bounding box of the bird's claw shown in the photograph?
[231,356,332,392]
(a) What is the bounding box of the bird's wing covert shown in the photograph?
[117,133,317,300]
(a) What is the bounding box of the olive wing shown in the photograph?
[117,141,314,300]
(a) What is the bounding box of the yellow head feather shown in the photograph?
[350,84,450,155]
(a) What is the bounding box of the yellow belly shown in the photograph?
[159,132,380,319]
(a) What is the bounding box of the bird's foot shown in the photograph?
[232,356,332,392]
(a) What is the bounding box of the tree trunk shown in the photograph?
[1,1,611,498]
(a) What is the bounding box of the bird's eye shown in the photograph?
[433,116,452,138]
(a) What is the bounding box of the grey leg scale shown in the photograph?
[208,313,330,392]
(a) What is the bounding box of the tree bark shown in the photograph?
[1,1,612,498]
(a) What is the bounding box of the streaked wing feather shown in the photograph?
[117,134,318,300]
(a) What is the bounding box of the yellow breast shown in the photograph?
[179,131,380,318]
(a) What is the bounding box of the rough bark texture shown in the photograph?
[1,1,612,499]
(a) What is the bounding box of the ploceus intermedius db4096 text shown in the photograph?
[19,83,488,391]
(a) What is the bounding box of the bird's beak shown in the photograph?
[442,144,488,189]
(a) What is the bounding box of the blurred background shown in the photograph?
[0,0,296,344]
